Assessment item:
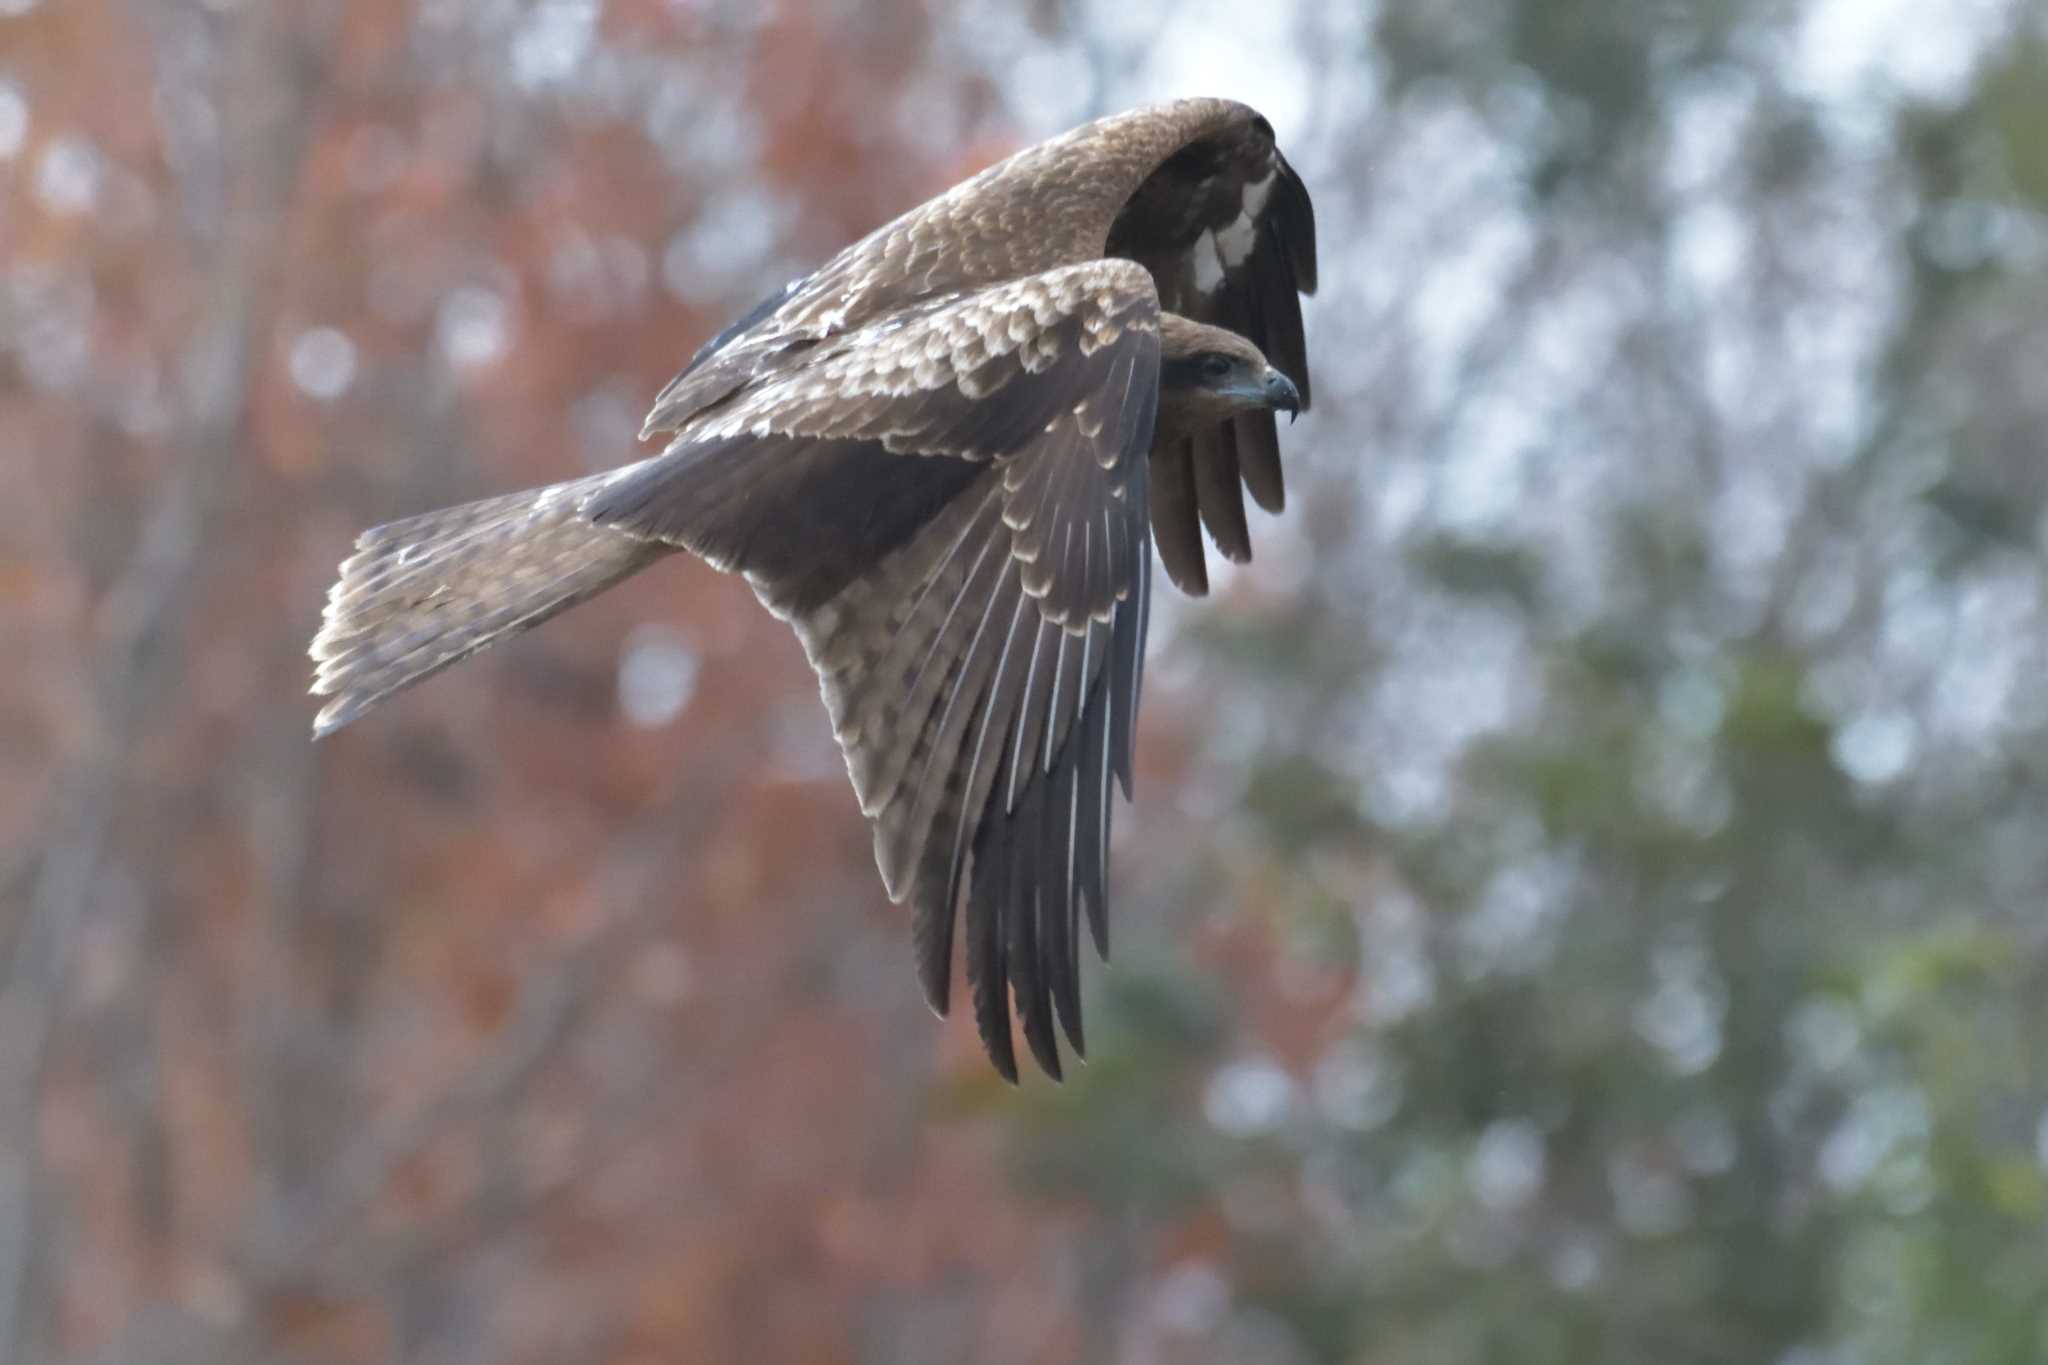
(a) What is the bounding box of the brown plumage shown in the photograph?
[311,98,1317,1080]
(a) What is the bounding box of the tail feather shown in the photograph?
[310,474,665,736]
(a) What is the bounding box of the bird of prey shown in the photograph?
[311,97,1316,1080]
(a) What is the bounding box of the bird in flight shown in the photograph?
[311,98,1316,1080]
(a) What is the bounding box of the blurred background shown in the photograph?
[7,0,2048,1361]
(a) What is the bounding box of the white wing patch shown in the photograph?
[1241,167,1277,220]
[1212,213,1258,270]
[1192,232,1227,292]
[1192,165,1277,292]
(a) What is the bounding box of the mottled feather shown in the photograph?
[309,98,1316,1079]
[310,477,665,737]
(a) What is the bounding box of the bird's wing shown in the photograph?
[586,260,1162,1079]
[638,98,1285,443]
[1108,120,1317,594]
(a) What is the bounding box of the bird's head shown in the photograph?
[1156,314,1302,431]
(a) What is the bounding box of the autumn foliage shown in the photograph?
[6,3,1180,1360]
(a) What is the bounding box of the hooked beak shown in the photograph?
[1263,369,1302,421]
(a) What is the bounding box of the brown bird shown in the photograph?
[311,97,1316,1080]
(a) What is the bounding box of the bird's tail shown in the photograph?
[310,474,665,737]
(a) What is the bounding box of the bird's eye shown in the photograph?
[1200,353,1233,379]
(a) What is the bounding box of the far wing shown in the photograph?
[636,99,1275,444]
[1110,123,1317,593]
[587,260,1163,1079]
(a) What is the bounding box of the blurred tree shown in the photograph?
[6,0,2045,1362]
[986,1,2048,1362]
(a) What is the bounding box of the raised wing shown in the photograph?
[634,98,1312,603]
[636,98,1275,443]
[587,261,1162,1078]
[1109,116,1317,593]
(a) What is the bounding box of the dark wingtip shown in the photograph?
[1160,555,1211,597]
[986,1032,1021,1085]
[914,914,955,1020]
[1017,947,1065,1079]
[1025,1026,1064,1082]
[976,973,1019,1082]
[1085,892,1109,962]
[1277,153,1318,296]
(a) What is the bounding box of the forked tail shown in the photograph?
[310,475,664,736]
